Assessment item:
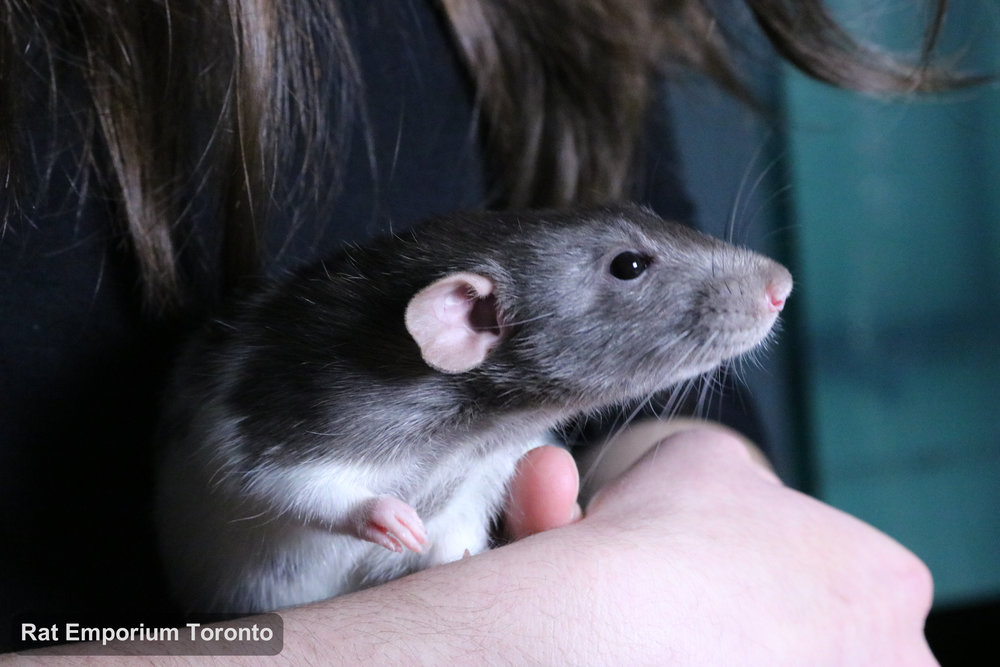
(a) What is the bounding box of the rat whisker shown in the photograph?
[498,310,558,327]
[579,393,658,492]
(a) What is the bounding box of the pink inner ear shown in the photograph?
[405,272,501,374]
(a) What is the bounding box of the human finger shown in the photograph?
[504,445,581,540]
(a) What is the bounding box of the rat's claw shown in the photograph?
[357,494,428,554]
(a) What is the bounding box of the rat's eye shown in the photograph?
[609,251,651,280]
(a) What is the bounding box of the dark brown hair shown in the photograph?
[0,0,960,313]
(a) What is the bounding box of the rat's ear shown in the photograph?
[405,272,502,374]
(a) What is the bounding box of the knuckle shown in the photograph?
[893,548,935,613]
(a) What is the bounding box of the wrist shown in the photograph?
[278,531,584,663]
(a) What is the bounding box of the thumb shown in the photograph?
[504,445,581,540]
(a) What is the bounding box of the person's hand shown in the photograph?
[499,425,936,664]
[577,425,936,664]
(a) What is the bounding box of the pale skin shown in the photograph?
[8,422,936,665]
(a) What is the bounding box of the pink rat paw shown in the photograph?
[354,494,428,554]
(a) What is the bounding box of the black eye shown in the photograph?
[609,251,651,280]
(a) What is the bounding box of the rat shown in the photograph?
[154,203,792,614]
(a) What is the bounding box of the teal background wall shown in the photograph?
[782,2,1000,605]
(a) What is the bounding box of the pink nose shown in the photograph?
[763,265,793,313]
[765,280,791,312]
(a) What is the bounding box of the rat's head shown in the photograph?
[404,205,791,410]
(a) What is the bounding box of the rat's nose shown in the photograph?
[764,266,793,313]
[766,285,787,311]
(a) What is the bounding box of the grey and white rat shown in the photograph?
[154,203,792,614]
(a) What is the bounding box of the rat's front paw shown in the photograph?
[354,494,428,553]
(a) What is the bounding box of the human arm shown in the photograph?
[11,423,935,665]
[281,424,934,665]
